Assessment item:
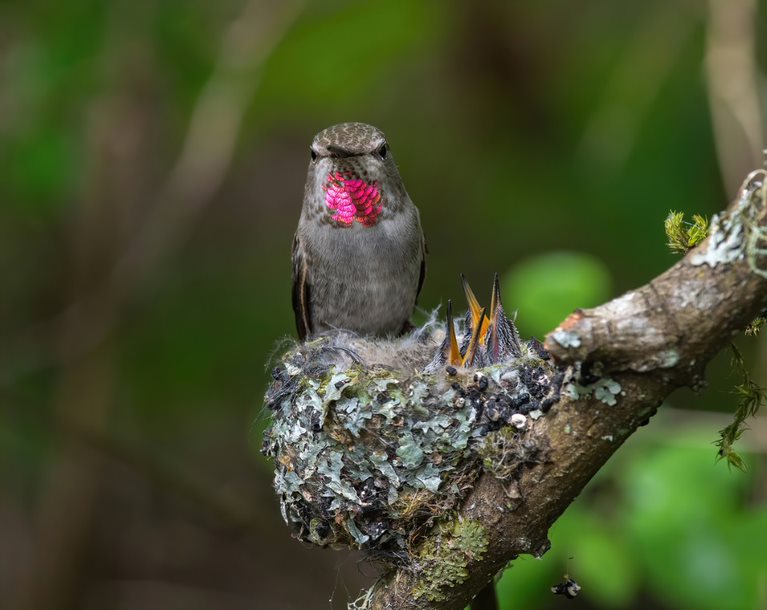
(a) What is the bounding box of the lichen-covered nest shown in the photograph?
[262,293,565,560]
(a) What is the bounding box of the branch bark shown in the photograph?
[367,169,767,610]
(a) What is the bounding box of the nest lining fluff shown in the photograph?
[262,309,564,562]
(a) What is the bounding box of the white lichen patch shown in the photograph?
[563,364,622,406]
[599,291,641,319]
[691,169,767,275]
[745,173,767,278]
[656,349,679,369]
[689,211,745,267]
[510,413,527,429]
[594,378,622,406]
[551,330,582,349]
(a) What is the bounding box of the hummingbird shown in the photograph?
[292,122,426,339]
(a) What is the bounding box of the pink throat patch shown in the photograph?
[323,171,383,227]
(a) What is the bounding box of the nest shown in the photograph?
[262,278,564,562]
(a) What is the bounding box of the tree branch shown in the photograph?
[366,169,767,610]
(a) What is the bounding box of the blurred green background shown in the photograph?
[1,0,766,608]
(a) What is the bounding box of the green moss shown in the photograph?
[412,519,489,602]
[745,313,765,337]
[478,426,519,478]
[664,210,709,254]
[716,344,767,471]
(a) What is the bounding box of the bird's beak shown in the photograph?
[446,299,462,366]
[488,273,500,329]
[461,307,485,367]
[461,275,490,344]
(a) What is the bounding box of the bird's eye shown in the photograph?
[378,144,387,159]
[310,148,318,161]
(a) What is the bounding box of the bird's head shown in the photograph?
[305,122,405,227]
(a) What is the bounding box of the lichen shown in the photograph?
[744,173,767,279]
[562,363,621,406]
[593,378,621,406]
[347,586,374,610]
[688,210,746,267]
[656,349,679,369]
[550,330,582,349]
[477,426,545,481]
[411,518,489,602]
[690,169,767,274]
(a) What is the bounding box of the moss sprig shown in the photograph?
[412,518,488,602]
[745,309,766,336]
[714,344,767,471]
[664,211,709,254]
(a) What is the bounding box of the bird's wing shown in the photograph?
[291,232,312,340]
[416,235,427,304]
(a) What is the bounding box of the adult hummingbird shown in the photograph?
[292,122,426,339]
